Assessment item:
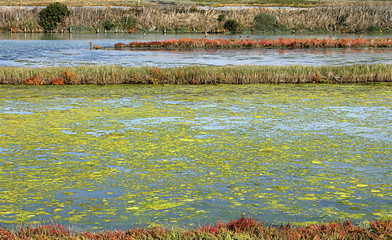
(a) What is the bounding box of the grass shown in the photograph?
[1,64,392,85]
[1,216,392,239]
[1,4,392,34]
[2,0,391,7]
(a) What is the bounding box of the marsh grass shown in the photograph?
[1,217,392,239]
[1,64,392,85]
[1,4,392,33]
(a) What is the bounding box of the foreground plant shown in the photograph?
[1,64,392,85]
[0,217,392,239]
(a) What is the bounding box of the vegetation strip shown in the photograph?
[1,4,391,34]
[115,38,392,49]
[1,217,392,239]
[1,65,392,85]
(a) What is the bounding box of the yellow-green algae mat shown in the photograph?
[0,84,391,230]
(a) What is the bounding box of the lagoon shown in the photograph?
[0,84,391,230]
[1,33,392,68]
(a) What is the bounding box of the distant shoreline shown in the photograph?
[0,4,391,34]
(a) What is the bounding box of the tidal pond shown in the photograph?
[0,84,391,230]
[1,33,392,67]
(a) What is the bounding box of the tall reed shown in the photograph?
[1,65,392,85]
[1,4,391,33]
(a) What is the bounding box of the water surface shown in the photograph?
[1,33,391,67]
[0,84,391,230]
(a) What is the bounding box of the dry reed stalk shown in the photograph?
[1,65,392,85]
[1,5,391,33]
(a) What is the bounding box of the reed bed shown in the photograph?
[116,37,392,49]
[1,217,392,239]
[1,64,392,85]
[1,4,392,34]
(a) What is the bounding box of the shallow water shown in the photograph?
[1,33,391,67]
[0,84,391,230]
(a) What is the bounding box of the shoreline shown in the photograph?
[1,217,391,239]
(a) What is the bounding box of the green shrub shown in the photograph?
[217,14,226,22]
[38,2,70,32]
[117,16,137,30]
[253,12,277,31]
[223,19,241,33]
[101,20,115,30]
[365,25,380,33]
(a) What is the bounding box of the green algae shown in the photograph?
[0,84,391,230]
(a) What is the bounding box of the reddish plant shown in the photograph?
[62,70,78,84]
[23,75,43,85]
[51,77,64,85]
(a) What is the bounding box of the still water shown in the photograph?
[0,84,391,230]
[1,33,391,67]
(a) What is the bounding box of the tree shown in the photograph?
[253,12,277,32]
[223,19,241,33]
[39,2,70,32]
[102,20,115,31]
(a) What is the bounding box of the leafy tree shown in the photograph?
[223,19,241,33]
[101,20,115,30]
[39,2,70,32]
[253,12,277,32]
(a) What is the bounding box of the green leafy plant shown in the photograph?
[253,12,277,31]
[101,20,115,31]
[217,14,226,22]
[38,2,70,32]
[223,19,241,33]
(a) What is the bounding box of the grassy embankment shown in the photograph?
[1,217,392,239]
[1,64,392,85]
[1,4,391,34]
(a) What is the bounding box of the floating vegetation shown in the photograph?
[0,84,391,230]
[114,38,392,49]
[1,217,392,239]
[1,64,392,85]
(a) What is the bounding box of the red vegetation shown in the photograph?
[51,77,64,85]
[62,70,78,84]
[114,37,392,49]
[23,75,43,85]
[1,217,392,239]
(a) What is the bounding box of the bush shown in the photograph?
[253,12,277,32]
[39,2,70,32]
[101,20,115,30]
[217,14,226,22]
[223,19,241,33]
[117,16,137,30]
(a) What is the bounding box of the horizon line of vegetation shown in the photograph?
[1,64,392,85]
[1,216,392,239]
[114,37,392,49]
[1,3,392,34]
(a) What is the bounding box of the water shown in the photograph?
[1,33,392,68]
[0,84,391,230]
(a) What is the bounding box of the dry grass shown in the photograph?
[1,64,392,85]
[1,0,392,7]
[1,3,392,34]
